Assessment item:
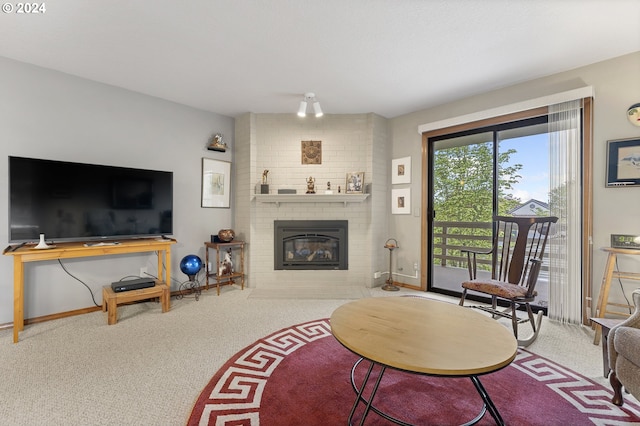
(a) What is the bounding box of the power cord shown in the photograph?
[142,259,199,300]
[57,259,100,307]
[58,251,201,307]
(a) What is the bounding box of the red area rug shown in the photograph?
[188,319,640,425]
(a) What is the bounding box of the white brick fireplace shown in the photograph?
[233,113,390,290]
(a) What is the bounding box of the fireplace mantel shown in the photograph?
[254,193,369,207]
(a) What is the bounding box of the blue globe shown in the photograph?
[180,254,203,278]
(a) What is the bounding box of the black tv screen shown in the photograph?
[9,156,173,243]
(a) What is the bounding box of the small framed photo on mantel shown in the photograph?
[346,172,365,194]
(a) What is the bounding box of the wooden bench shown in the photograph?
[102,283,170,325]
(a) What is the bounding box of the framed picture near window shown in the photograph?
[606,137,640,187]
[392,156,411,184]
[202,158,231,208]
[391,188,410,214]
[346,172,365,194]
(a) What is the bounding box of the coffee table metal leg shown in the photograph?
[358,365,386,426]
[349,358,503,426]
[348,358,390,426]
[348,359,375,424]
[470,376,504,426]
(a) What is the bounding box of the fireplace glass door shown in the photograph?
[274,220,348,270]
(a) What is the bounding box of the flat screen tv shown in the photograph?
[8,156,173,243]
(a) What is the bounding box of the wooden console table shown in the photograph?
[3,238,176,343]
[592,247,640,345]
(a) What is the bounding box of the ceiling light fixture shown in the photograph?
[297,92,323,117]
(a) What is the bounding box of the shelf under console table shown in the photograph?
[3,237,176,343]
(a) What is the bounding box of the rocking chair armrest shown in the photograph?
[461,247,493,255]
[463,247,494,280]
[524,258,543,297]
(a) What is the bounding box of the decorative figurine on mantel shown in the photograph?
[306,176,316,194]
[260,170,269,194]
[207,133,227,152]
[325,181,333,194]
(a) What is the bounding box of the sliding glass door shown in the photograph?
[427,116,552,310]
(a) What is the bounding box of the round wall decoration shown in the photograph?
[627,103,640,126]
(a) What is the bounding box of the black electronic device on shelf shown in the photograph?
[111,278,156,293]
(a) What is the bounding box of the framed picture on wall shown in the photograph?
[301,140,322,164]
[606,137,640,187]
[391,188,410,214]
[202,158,231,208]
[392,156,411,184]
[346,172,365,194]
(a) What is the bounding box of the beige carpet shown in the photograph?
[0,285,632,425]
[248,285,370,299]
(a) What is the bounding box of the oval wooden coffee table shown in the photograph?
[330,296,518,426]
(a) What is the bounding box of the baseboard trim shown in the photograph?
[0,287,191,330]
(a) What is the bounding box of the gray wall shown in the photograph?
[0,57,234,323]
[3,51,638,325]
[389,51,640,311]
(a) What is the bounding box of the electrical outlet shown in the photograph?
[139,266,147,277]
[374,271,381,279]
[207,262,212,271]
[413,262,418,270]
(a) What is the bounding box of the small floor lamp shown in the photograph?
[382,238,400,291]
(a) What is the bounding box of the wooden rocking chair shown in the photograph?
[459,215,558,347]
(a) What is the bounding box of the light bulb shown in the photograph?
[297,100,307,117]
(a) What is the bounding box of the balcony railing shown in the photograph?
[432,220,551,273]
[432,220,552,307]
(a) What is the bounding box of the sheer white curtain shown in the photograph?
[548,100,582,324]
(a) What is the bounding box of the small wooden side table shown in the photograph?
[592,247,639,345]
[590,317,624,378]
[204,241,245,295]
[102,283,170,325]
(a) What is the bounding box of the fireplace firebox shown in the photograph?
[274,220,348,270]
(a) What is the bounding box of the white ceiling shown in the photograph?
[1,0,638,118]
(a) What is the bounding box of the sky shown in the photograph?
[501,133,550,204]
